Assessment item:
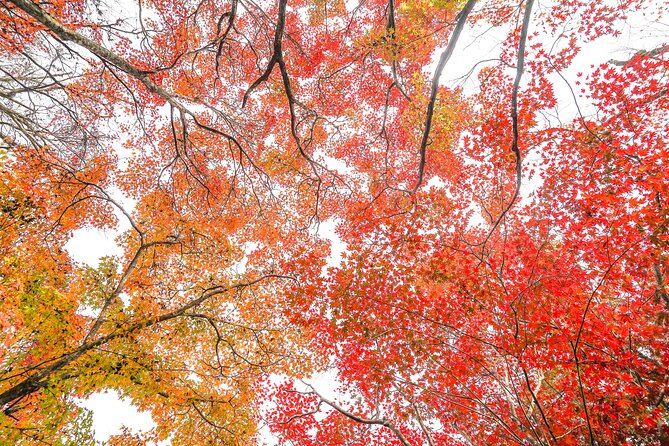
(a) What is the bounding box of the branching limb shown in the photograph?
[8,0,184,110]
[242,0,287,107]
[479,0,534,244]
[386,0,410,101]
[411,402,435,446]
[82,237,181,343]
[571,239,641,446]
[609,45,669,66]
[523,369,557,444]
[410,0,477,194]
[7,0,252,186]
[304,384,412,446]
[0,274,291,412]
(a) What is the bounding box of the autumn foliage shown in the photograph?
[0,0,667,444]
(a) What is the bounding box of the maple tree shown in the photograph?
[0,0,667,444]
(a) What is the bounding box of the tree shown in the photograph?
[0,0,666,444]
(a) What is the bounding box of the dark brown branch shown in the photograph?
[386,0,410,101]
[523,369,557,444]
[7,0,181,109]
[82,238,181,343]
[571,342,594,446]
[653,263,669,308]
[479,0,534,245]
[570,239,640,446]
[0,274,289,411]
[242,0,287,107]
[305,385,412,446]
[214,0,238,78]
[410,0,477,194]
[7,0,248,174]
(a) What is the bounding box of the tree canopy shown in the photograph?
[0,0,667,444]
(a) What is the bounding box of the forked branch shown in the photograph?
[242,0,287,107]
[304,384,412,446]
